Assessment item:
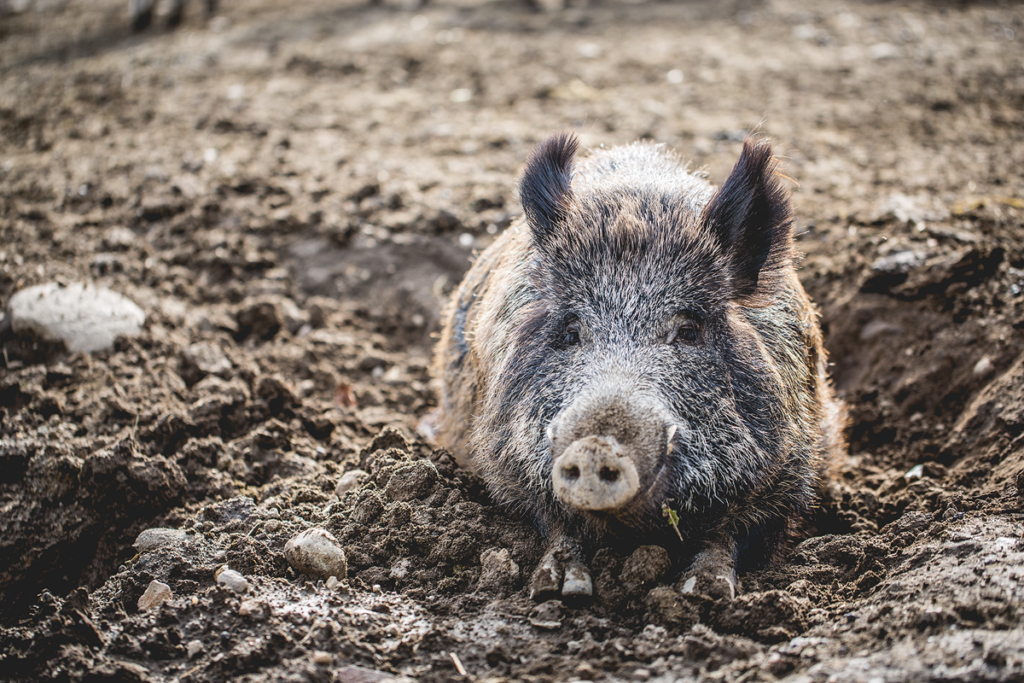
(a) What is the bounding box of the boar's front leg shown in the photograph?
[678,537,737,602]
[529,529,592,600]
[679,502,797,600]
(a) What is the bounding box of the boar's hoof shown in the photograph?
[552,436,640,511]
[561,559,593,596]
[530,544,593,600]
[678,544,738,602]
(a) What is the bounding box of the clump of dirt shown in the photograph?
[2,0,1024,681]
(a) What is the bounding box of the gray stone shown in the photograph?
[215,566,250,594]
[134,528,189,553]
[180,342,232,383]
[284,527,347,579]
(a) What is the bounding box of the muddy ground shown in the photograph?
[2,0,1024,681]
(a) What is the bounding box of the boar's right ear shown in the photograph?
[700,137,795,304]
[519,132,579,246]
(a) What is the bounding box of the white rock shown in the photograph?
[284,527,348,579]
[137,580,172,611]
[335,469,368,496]
[973,356,994,378]
[7,282,145,353]
[134,528,188,553]
[215,566,250,593]
[187,639,204,660]
[869,42,900,60]
[104,226,136,249]
[871,250,925,274]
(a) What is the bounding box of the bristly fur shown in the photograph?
[519,131,580,246]
[433,132,844,575]
[700,137,795,306]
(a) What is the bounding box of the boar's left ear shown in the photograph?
[519,131,579,246]
[700,137,795,303]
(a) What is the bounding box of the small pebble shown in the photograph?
[871,250,924,274]
[335,469,369,496]
[181,341,233,380]
[869,42,900,61]
[284,528,348,579]
[187,640,204,660]
[238,598,267,619]
[973,356,994,378]
[137,580,172,612]
[313,651,333,666]
[215,566,250,594]
[326,576,341,591]
[905,464,925,481]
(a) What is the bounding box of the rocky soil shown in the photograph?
[1,0,1023,681]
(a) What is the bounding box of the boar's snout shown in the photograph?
[552,436,640,511]
[547,390,672,512]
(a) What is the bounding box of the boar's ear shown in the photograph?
[518,131,579,246]
[700,137,795,303]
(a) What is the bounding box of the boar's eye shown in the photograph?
[561,320,581,347]
[667,315,701,345]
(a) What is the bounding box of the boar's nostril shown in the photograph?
[598,466,620,483]
[563,465,580,482]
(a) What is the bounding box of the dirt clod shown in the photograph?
[478,548,521,595]
[620,545,671,594]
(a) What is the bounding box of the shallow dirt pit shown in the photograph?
[2,0,1024,681]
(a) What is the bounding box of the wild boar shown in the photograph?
[433,132,844,599]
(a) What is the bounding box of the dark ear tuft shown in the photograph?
[701,137,794,303]
[518,132,579,245]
